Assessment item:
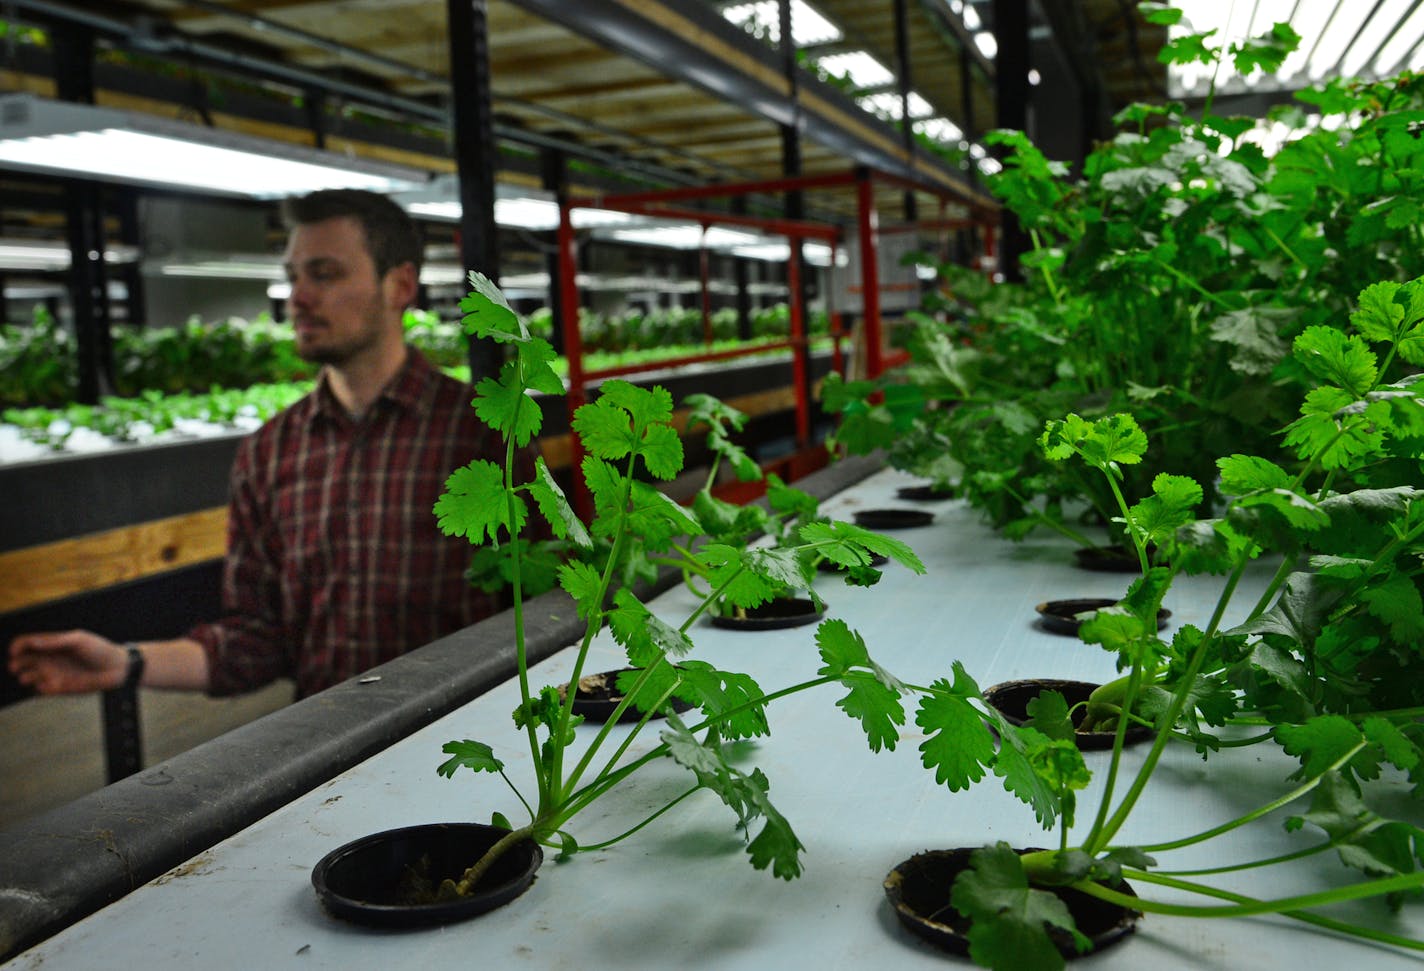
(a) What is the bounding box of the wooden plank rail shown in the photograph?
[0,508,228,615]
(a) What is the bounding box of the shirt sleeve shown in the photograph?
[187,433,292,696]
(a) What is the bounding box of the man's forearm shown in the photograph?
[136,637,212,691]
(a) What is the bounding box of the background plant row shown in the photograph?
[0,302,830,410]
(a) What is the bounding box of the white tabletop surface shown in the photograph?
[7,468,1421,970]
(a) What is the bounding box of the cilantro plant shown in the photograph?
[828,7,1424,555]
[641,392,861,607]
[428,273,926,893]
[891,277,1424,969]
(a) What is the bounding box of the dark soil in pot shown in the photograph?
[711,596,825,631]
[896,483,955,502]
[853,508,935,530]
[312,822,542,928]
[1035,598,1171,637]
[983,678,1152,750]
[558,667,693,723]
[884,847,1140,958]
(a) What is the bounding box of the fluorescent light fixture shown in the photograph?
[731,242,834,266]
[0,238,138,271]
[607,225,762,250]
[0,94,430,198]
[397,178,632,230]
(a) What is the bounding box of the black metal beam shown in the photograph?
[53,22,115,402]
[507,0,985,200]
[995,0,1030,282]
[447,0,502,384]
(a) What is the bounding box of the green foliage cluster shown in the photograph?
[827,13,1424,553]
[2,381,312,448]
[926,274,1424,968]
[431,272,930,887]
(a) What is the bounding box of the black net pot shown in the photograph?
[312,822,542,928]
[884,847,1140,958]
[983,678,1153,751]
[711,596,825,631]
[1034,598,1171,637]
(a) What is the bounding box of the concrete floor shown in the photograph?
[0,679,293,829]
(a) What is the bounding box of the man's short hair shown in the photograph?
[281,189,422,279]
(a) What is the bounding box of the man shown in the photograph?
[9,190,507,699]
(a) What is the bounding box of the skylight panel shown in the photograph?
[1164,0,1414,97]
[815,51,896,89]
[919,117,964,143]
[721,0,842,47]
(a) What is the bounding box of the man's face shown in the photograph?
[282,216,402,366]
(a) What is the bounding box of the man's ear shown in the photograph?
[384,261,419,312]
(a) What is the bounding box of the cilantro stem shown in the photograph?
[453,824,537,895]
[1082,868,1424,948]
[553,450,640,802]
[680,562,747,632]
[574,786,701,851]
[1129,740,1366,854]
[1150,256,1241,311]
[1086,559,1247,854]
[502,362,548,806]
[1146,839,1331,877]
[564,667,679,799]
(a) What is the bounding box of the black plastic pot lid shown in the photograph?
[982,678,1153,750]
[884,847,1140,958]
[853,508,935,530]
[711,596,825,630]
[896,483,954,502]
[558,667,692,723]
[312,822,542,928]
[1073,545,1150,573]
[1035,598,1171,637]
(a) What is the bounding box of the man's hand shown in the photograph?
[8,630,128,694]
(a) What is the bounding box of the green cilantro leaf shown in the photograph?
[951,843,1089,971]
[435,459,525,544]
[917,665,997,790]
[460,271,525,342]
[1293,325,1378,397]
[608,588,694,663]
[528,457,592,548]
[437,739,504,778]
[557,560,604,621]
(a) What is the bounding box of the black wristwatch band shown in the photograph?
[120,642,146,692]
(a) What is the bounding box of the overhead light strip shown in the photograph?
[0,94,431,198]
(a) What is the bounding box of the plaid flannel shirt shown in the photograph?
[190,349,506,698]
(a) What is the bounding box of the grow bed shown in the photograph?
[4,469,1417,970]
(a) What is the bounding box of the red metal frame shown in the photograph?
[555,166,998,516]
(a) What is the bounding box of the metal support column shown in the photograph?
[556,199,592,522]
[894,0,918,222]
[856,167,884,379]
[542,147,568,355]
[447,0,502,383]
[779,0,813,446]
[115,188,145,329]
[994,0,1030,282]
[54,23,114,404]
